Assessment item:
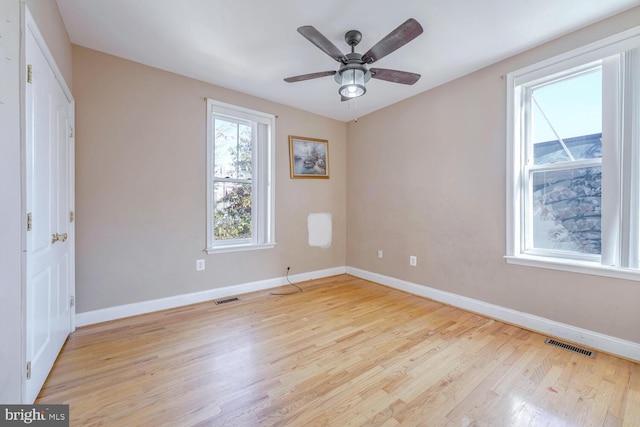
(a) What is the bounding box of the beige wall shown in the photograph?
[72,46,347,312]
[347,6,640,344]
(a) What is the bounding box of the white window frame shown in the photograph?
[206,99,275,254]
[521,61,605,262]
[506,26,640,282]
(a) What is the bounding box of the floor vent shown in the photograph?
[545,338,595,358]
[215,297,239,305]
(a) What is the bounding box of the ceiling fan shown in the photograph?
[284,18,423,101]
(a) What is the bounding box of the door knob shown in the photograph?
[51,233,68,243]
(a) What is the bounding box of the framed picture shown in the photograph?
[289,135,329,179]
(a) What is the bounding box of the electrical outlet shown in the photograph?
[409,256,417,266]
[196,259,205,271]
[378,250,383,259]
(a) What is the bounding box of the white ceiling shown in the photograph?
[56,0,640,122]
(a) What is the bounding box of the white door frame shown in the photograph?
[21,4,75,403]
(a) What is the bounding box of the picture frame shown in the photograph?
[289,135,329,179]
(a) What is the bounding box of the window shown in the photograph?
[506,27,640,280]
[206,99,275,254]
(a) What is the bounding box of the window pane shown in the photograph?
[214,118,252,180]
[533,133,602,165]
[532,68,602,165]
[213,182,252,240]
[531,167,601,254]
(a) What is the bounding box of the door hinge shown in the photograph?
[69,126,74,138]
[70,211,74,223]
[70,296,75,308]
[27,213,32,231]
[26,361,31,380]
[27,64,32,84]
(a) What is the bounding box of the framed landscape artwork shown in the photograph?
[289,136,329,179]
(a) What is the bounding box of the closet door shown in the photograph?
[23,10,74,404]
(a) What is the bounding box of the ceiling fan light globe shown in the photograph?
[339,84,365,98]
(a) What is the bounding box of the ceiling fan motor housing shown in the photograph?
[334,52,371,84]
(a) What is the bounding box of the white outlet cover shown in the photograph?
[196,259,205,271]
[410,256,417,266]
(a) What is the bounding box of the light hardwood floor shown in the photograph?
[37,274,640,426]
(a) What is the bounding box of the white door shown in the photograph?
[24,12,74,404]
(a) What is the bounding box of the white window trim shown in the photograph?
[505,25,640,282]
[206,99,276,254]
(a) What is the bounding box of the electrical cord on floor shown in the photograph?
[270,267,303,295]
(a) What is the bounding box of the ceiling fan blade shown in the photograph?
[284,70,336,83]
[297,26,347,63]
[362,18,423,64]
[370,68,421,85]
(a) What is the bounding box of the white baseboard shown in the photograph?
[76,266,346,327]
[346,267,640,362]
[76,265,640,362]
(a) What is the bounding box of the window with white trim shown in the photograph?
[206,99,275,254]
[506,27,640,280]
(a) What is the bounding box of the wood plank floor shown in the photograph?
[37,274,640,426]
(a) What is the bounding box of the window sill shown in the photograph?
[504,254,640,282]
[205,242,276,255]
